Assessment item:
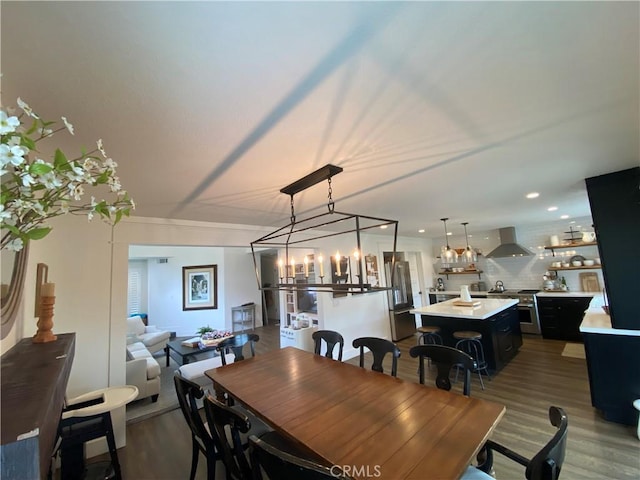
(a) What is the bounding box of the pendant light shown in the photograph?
[440,218,457,263]
[461,222,477,262]
[251,164,398,295]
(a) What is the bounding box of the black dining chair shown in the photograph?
[173,372,222,480]
[312,330,344,361]
[249,435,354,480]
[465,406,569,480]
[409,344,475,396]
[216,333,260,366]
[203,394,253,480]
[352,337,401,377]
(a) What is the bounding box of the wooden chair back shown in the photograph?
[203,394,253,480]
[216,333,260,365]
[352,337,401,377]
[249,435,353,480]
[312,330,344,361]
[409,344,475,396]
[173,372,220,479]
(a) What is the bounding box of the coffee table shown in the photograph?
[165,337,220,367]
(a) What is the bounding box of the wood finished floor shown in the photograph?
[96,325,639,479]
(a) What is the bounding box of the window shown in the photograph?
[127,269,141,315]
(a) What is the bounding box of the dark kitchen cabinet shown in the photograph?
[586,167,640,330]
[583,332,640,425]
[494,308,521,364]
[536,296,592,342]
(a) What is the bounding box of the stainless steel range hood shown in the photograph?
[485,227,533,258]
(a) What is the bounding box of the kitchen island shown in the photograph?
[411,298,521,373]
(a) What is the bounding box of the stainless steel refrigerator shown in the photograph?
[385,260,416,341]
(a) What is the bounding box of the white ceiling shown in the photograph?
[2,2,638,239]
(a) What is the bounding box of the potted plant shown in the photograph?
[196,325,215,337]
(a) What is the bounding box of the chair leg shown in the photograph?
[103,414,122,480]
[205,448,217,480]
[190,437,200,480]
[477,370,485,390]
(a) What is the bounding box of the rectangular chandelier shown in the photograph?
[250,164,398,295]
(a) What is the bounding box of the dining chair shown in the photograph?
[202,394,253,480]
[312,330,344,361]
[173,372,222,480]
[409,344,475,396]
[216,333,260,366]
[352,337,401,377]
[464,406,569,480]
[249,435,354,480]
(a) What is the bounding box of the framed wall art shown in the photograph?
[182,264,218,310]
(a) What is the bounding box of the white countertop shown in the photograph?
[429,290,490,295]
[536,291,598,297]
[580,295,640,336]
[411,298,518,320]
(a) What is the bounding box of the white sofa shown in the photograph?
[126,315,171,355]
[126,341,161,402]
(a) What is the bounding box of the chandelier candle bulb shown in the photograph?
[278,260,284,280]
[318,255,324,277]
[303,256,309,278]
[290,258,295,278]
[335,252,341,276]
[353,249,361,278]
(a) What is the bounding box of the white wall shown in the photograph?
[146,246,225,334]
[128,245,262,335]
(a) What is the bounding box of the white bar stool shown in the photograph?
[58,385,138,480]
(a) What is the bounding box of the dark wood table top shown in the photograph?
[206,347,505,480]
[166,337,219,357]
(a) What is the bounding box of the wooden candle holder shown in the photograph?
[33,295,57,343]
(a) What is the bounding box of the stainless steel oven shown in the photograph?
[487,289,541,334]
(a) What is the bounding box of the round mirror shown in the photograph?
[1,244,29,338]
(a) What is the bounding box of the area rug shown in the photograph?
[126,356,180,424]
[561,342,586,359]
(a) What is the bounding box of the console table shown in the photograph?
[231,303,256,332]
[1,333,76,479]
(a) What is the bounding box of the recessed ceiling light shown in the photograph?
[547,206,558,212]
[570,221,576,224]
[560,215,569,219]
[446,232,452,236]
[380,225,388,229]
[526,192,540,199]
[418,229,425,233]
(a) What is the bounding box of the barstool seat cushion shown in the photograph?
[417,326,441,334]
[453,331,482,340]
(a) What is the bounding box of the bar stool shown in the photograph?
[453,331,491,390]
[416,326,443,346]
[58,385,138,480]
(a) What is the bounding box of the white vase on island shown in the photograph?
[460,285,472,303]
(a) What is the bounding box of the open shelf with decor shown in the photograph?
[438,270,484,279]
[545,241,598,256]
[548,265,601,271]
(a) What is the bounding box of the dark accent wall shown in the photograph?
[586,167,640,330]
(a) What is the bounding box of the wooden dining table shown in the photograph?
[205,347,505,480]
